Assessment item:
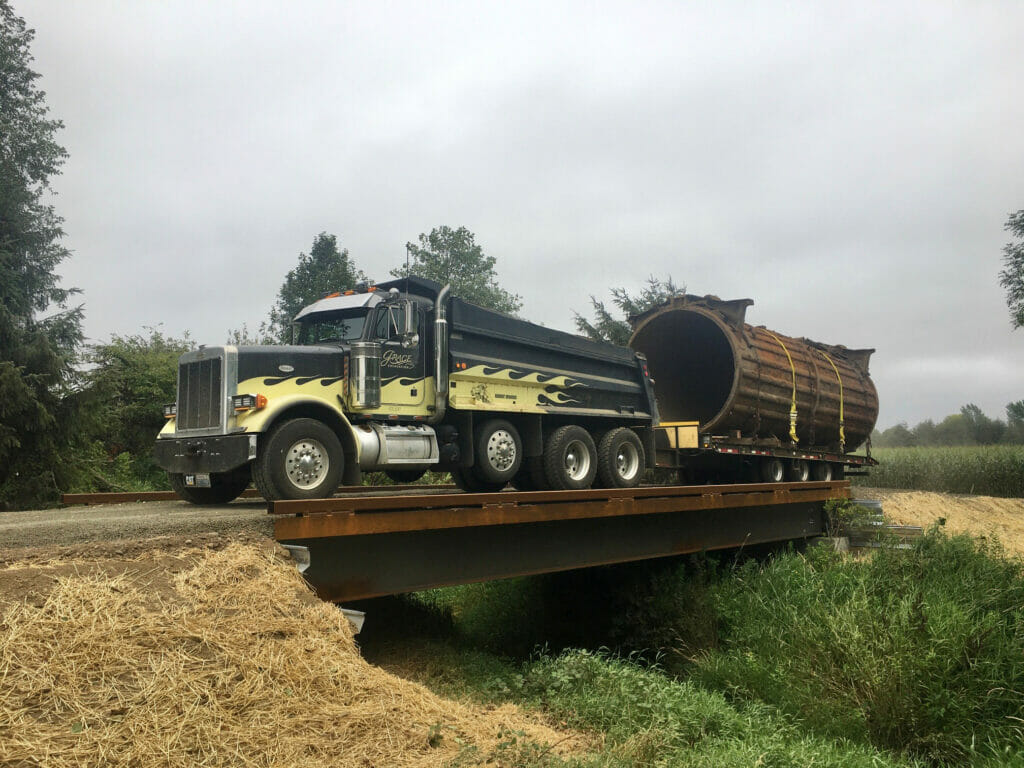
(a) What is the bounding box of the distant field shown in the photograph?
[854,446,1024,498]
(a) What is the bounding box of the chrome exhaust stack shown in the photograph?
[431,284,451,423]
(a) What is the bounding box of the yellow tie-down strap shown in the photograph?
[761,330,799,443]
[817,350,846,450]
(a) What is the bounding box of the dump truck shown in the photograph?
[154,277,659,502]
[153,278,877,503]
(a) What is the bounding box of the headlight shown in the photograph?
[232,393,267,412]
[162,403,177,419]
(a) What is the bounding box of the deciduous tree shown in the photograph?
[999,210,1024,329]
[391,226,521,314]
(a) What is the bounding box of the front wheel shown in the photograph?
[596,428,645,488]
[169,465,250,505]
[253,418,344,500]
[543,425,598,490]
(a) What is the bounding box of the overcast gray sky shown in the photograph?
[17,0,1024,429]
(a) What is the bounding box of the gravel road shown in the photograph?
[0,498,274,550]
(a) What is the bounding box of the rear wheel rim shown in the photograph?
[616,442,640,481]
[285,438,329,489]
[564,439,591,481]
[485,429,517,473]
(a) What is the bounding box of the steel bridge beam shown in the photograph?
[272,482,846,602]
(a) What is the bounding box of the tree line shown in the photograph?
[871,402,1024,448]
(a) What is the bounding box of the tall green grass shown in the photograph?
[387,527,1024,766]
[855,446,1024,497]
[693,531,1024,764]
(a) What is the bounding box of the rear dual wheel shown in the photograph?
[596,428,644,488]
[543,425,598,490]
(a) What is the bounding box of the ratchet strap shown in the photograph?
[762,329,799,444]
[817,350,846,451]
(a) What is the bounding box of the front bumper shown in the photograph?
[153,433,257,474]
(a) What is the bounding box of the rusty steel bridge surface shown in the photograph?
[270,481,850,602]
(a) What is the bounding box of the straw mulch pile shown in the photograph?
[0,543,587,767]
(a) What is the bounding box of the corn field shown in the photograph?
[853,446,1024,498]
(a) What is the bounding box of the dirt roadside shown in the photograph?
[854,486,1024,555]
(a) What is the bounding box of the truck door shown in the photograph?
[374,303,428,412]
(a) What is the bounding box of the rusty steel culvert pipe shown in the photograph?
[629,295,879,450]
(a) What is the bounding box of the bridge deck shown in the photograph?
[272,481,848,601]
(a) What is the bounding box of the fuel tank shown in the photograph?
[629,295,878,450]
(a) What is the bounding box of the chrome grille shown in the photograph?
[177,357,223,430]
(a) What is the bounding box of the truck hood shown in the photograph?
[237,344,347,384]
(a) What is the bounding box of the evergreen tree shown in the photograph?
[268,233,363,342]
[574,277,684,346]
[0,2,82,508]
[391,226,521,314]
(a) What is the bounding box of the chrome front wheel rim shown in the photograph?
[286,438,329,489]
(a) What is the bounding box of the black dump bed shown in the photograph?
[375,276,656,420]
[448,297,656,420]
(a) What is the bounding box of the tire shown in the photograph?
[473,419,523,484]
[450,467,507,493]
[252,418,344,500]
[811,461,833,481]
[384,468,427,484]
[543,425,598,490]
[788,459,810,482]
[169,465,250,505]
[760,457,785,483]
[596,428,645,488]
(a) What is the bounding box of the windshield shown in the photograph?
[295,309,369,345]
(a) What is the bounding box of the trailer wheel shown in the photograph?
[384,468,427,484]
[596,428,645,488]
[253,418,343,500]
[811,462,833,481]
[451,467,507,493]
[543,425,598,490]
[473,419,523,484]
[788,459,810,482]
[760,457,785,483]
[169,465,251,505]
